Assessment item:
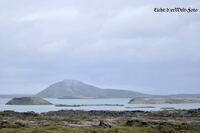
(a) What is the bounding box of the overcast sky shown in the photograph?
[0,0,200,95]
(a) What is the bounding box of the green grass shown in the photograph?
[0,125,193,133]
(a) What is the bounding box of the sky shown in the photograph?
[0,0,200,95]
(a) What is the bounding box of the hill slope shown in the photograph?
[36,79,145,98]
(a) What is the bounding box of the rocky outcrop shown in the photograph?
[99,120,112,128]
[0,120,26,129]
[126,119,191,131]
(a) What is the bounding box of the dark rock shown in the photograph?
[14,121,26,128]
[0,120,11,128]
[23,111,39,117]
[126,120,148,126]
[99,120,112,128]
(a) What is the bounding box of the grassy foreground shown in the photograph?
[0,125,192,133]
[0,109,199,133]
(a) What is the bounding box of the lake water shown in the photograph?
[0,98,200,113]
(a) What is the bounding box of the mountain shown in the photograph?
[36,79,146,98]
[6,97,52,105]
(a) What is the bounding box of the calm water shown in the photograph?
[0,98,199,113]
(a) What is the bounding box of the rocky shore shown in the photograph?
[0,109,200,133]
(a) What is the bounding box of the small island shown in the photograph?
[55,104,124,107]
[128,97,200,104]
[125,106,155,109]
[6,97,52,105]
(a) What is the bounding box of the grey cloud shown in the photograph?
[0,0,200,94]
